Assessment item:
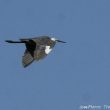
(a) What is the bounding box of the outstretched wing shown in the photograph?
[22,50,34,68]
[22,45,48,68]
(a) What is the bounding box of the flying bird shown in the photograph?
[5,36,66,68]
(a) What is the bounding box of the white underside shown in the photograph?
[45,46,52,54]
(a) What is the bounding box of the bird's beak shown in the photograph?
[56,40,66,43]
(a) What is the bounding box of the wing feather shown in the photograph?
[22,50,34,68]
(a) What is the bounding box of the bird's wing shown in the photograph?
[22,45,47,67]
[22,50,34,68]
[33,45,47,61]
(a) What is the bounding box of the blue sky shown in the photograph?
[0,0,110,110]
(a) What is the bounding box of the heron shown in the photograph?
[5,36,66,68]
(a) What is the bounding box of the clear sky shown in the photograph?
[0,0,110,110]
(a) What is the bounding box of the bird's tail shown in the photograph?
[5,40,26,43]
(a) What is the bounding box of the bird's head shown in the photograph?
[51,37,66,43]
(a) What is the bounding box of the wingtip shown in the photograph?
[22,64,28,68]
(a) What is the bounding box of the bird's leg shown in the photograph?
[5,40,26,43]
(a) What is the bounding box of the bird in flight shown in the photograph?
[5,36,66,68]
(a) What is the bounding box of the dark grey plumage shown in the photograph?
[5,36,66,68]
